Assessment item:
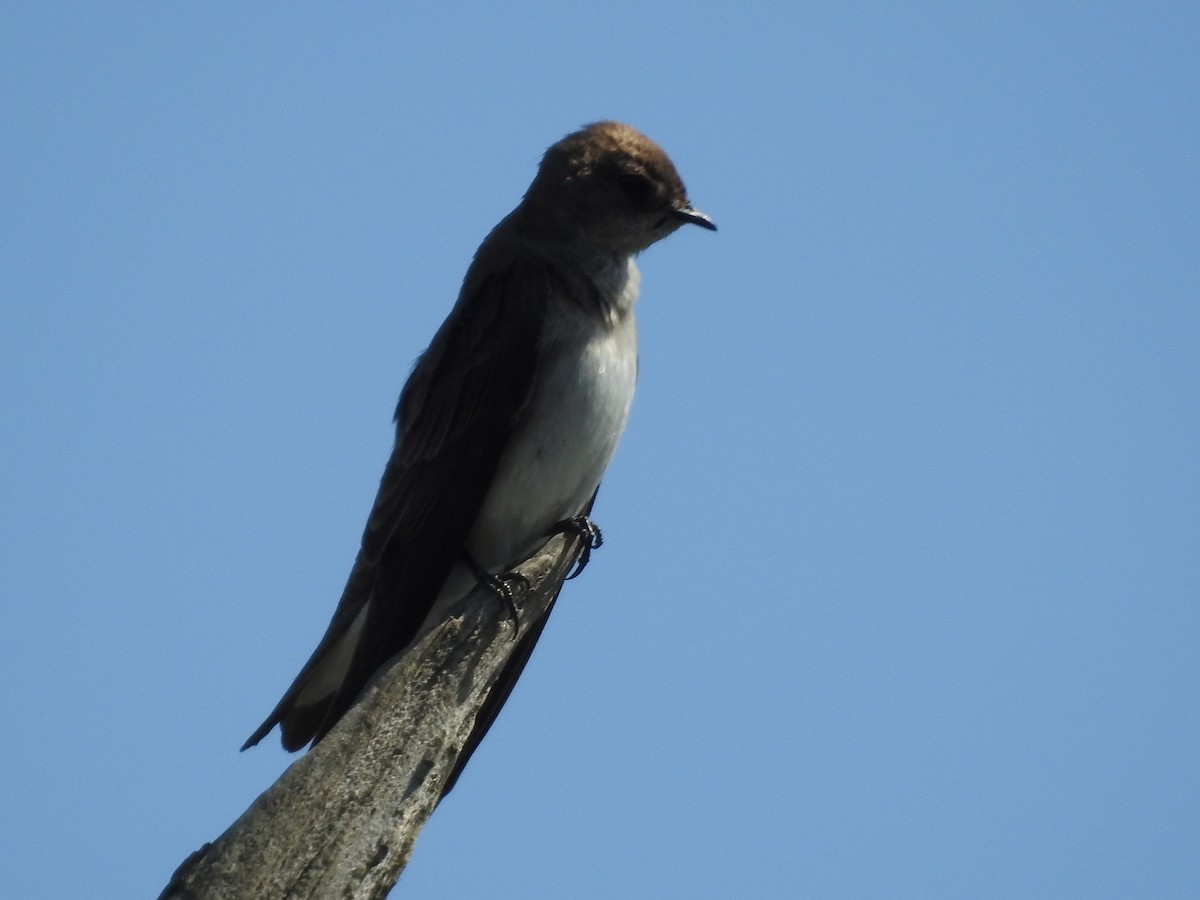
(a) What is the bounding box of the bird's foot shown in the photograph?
[550,515,604,579]
[463,551,526,632]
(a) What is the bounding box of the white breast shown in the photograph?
[465,258,639,572]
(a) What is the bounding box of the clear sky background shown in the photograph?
[3,3,1197,898]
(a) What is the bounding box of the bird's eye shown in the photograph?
[616,171,657,206]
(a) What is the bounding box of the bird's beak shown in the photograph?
[673,204,717,231]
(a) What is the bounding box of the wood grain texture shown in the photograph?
[160,533,584,900]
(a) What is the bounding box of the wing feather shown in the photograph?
[244,245,555,751]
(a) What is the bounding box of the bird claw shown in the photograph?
[491,572,530,630]
[550,515,604,579]
[463,552,527,634]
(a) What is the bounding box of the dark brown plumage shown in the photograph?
[242,122,713,797]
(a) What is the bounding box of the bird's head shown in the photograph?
[522,121,716,255]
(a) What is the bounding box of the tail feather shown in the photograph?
[241,602,370,751]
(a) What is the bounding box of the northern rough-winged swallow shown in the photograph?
[242,122,715,793]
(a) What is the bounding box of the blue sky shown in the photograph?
[3,3,1197,897]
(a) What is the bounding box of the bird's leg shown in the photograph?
[462,551,526,631]
[549,515,604,579]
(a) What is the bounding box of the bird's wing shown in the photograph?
[243,250,553,751]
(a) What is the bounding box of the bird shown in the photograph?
[242,121,715,795]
